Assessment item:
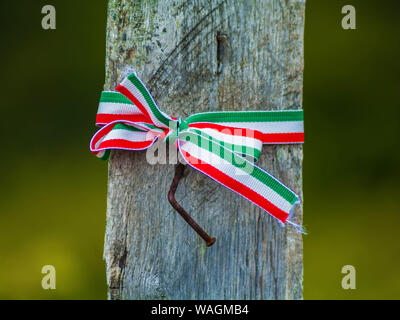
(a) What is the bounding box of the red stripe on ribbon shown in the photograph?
[96,113,151,126]
[261,132,304,144]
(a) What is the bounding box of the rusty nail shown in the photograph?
[168,163,216,247]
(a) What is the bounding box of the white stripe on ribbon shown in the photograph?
[97,102,143,116]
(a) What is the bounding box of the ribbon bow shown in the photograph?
[90,73,304,229]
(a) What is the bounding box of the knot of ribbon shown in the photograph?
[90,73,304,228]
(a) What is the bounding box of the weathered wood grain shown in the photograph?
[104,0,305,300]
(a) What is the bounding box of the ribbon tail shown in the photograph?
[177,130,300,225]
[285,199,307,234]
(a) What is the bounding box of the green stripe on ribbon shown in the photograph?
[100,91,133,105]
[113,123,147,132]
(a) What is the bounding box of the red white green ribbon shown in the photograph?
[90,73,304,228]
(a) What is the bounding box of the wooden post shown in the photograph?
[104,0,305,300]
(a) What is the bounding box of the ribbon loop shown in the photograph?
[90,73,304,226]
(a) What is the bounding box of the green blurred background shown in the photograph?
[0,0,399,299]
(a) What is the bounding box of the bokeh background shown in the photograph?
[0,0,399,299]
